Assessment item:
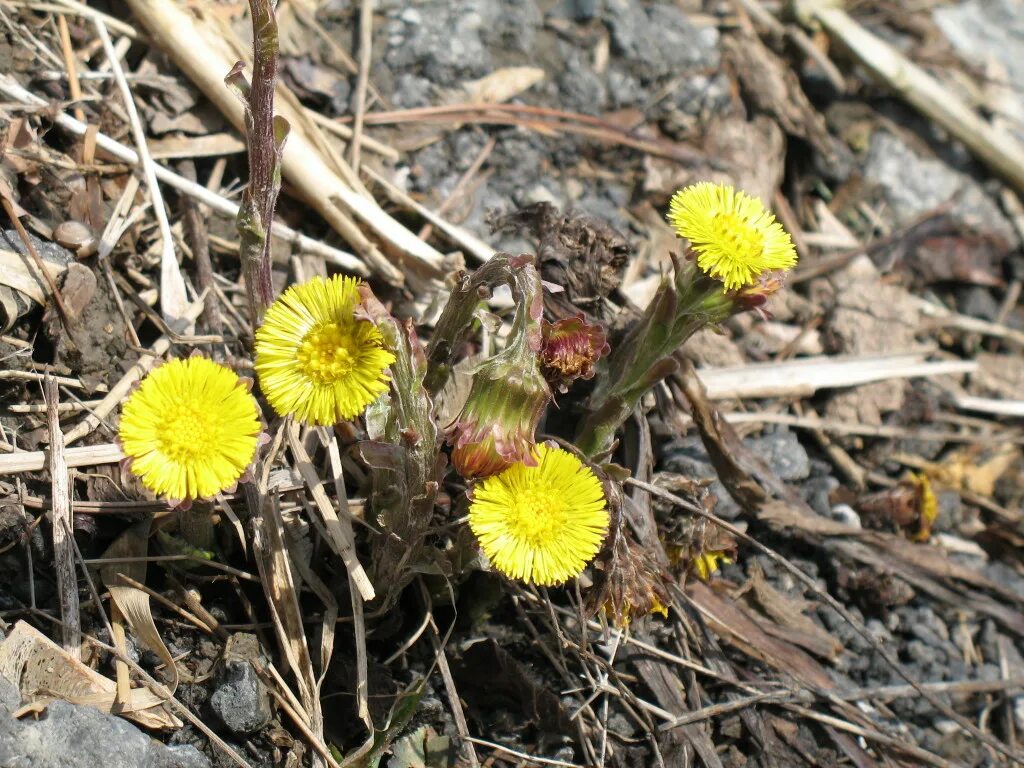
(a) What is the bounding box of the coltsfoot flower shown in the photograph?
[119,357,261,501]
[667,181,797,290]
[469,444,609,586]
[254,275,396,425]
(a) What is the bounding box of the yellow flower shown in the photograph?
[691,550,733,581]
[667,181,797,290]
[469,444,609,586]
[254,275,396,425]
[119,357,261,501]
[909,472,938,542]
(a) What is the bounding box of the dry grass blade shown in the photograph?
[285,421,375,601]
[247,426,325,751]
[347,0,374,172]
[250,491,325,742]
[93,17,188,325]
[325,437,369,728]
[98,520,180,702]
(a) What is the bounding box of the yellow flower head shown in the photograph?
[254,275,396,425]
[469,443,609,586]
[667,181,797,290]
[909,472,938,542]
[691,550,733,581]
[119,357,261,501]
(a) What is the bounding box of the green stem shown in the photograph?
[235,0,285,328]
[576,257,735,459]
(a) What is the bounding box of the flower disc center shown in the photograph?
[158,401,216,463]
[506,486,567,545]
[710,211,764,263]
[296,323,356,384]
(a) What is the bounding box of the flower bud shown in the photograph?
[448,259,551,479]
[540,314,610,394]
[449,358,550,478]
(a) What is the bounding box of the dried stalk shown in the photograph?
[794,0,1024,194]
[45,377,80,659]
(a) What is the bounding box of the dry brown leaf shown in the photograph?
[747,561,843,660]
[99,520,179,696]
[0,621,179,729]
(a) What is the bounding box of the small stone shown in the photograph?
[209,633,273,735]
[150,745,211,768]
[955,285,1000,322]
[864,132,1018,246]
[53,220,96,257]
[0,676,17,715]
[604,1,719,81]
[744,430,810,481]
[0,697,208,768]
[398,7,421,24]
[802,475,839,517]
[830,504,862,529]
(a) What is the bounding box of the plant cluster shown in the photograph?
[117,181,797,622]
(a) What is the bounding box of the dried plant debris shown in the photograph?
[1,1,1023,767]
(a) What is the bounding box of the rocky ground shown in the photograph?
[1,0,1023,767]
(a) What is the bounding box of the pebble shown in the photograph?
[0,675,210,768]
[864,132,1018,246]
[744,429,811,481]
[829,503,862,529]
[209,633,273,736]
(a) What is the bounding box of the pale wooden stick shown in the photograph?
[0,74,368,276]
[698,352,976,400]
[795,0,1024,194]
[285,422,375,601]
[45,377,81,659]
[0,443,124,473]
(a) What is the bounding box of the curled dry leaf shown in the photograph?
[0,621,179,729]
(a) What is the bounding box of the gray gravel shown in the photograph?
[0,676,209,768]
